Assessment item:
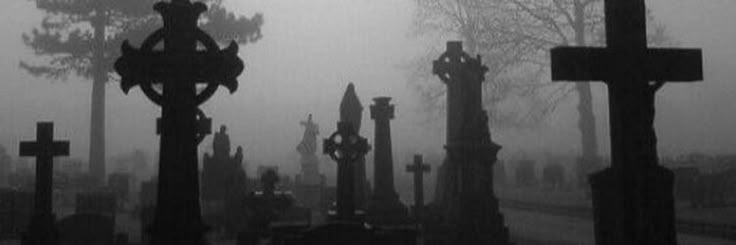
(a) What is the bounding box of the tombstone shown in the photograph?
[542,163,565,190]
[430,42,510,244]
[239,169,302,240]
[515,160,537,187]
[0,145,11,187]
[201,125,247,202]
[406,155,430,223]
[107,172,131,209]
[19,122,69,245]
[114,0,245,242]
[549,0,703,242]
[323,121,370,221]
[75,191,116,217]
[294,114,327,211]
[339,83,371,211]
[56,213,114,245]
[367,97,408,225]
[0,190,33,238]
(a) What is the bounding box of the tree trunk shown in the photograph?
[89,7,107,184]
[573,0,599,184]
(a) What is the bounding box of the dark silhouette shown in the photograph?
[323,121,370,221]
[550,0,703,243]
[18,122,70,245]
[113,0,245,243]
[367,97,408,225]
[339,83,371,211]
[406,154,430,223]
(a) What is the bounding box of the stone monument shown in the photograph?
[339,83,371,211]
[430,41,510,244]
[550,0,703,242]
[367,97,408,225]
[114,0,244,243]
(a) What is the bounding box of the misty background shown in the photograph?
[0,0,735,185]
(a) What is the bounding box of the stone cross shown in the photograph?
[339,83,369,211]
[19,122,69,245]
[323,121,369,221]
[550,0,702,243]
[369,97,400,204]
[114,0,244,243]
[432,41,508,244]
[406,154,430,222]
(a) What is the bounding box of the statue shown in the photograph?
[297,114,319,156]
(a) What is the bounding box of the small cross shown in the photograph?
[406,154,430,221]
[19,122,69,214]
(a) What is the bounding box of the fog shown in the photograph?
[1,0,735,179]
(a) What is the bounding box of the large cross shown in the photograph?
[20,122,69,215]
[114,0,244,243]
[550,0,702,243]
[323,121,369,221]
[19,122,69,244]
[405,154,430,222]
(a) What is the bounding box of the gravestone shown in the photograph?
[19,122,69,245]
[107,172,131,209]
[339,83,371,211]
[430,42,510,244]
[115,0,245,243]
[56,213,114,245]
[406,155,430,223]
[515,160,537,187]
[323,121,370,221]
[201,125,247,202]
[367,97,408,225]
[0,145,11,187]
[0,190,33,238]
[75,191,116,217]
[550,0,703,242]
[294,114,326,211]
[542,163,565,190]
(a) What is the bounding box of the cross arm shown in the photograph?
[551,47,703,82]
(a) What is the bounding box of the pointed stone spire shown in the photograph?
[338,83,369,211]
[340,83,363,131]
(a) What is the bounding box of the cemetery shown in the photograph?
[0,0,734,244]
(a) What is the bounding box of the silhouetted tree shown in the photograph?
[21,0,263,183]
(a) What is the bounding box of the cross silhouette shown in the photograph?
[550,0,703,243]
[406,154,430,221]
[19,122,69,245]
[323,121,369,221]
[19,122,69,214]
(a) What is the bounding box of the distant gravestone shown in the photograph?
[0,145,11,186]
[76,192,116,217]
[515,160,537,187]
[107,172,130,208]
[542,163,565,189]
[19,122,69,245]
[323,121,370,221]
[0,190,33,237]
[406,154,430,222]
[56,213,114,245]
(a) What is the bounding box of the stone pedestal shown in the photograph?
[590,165,675,245]
[367,97,408,225]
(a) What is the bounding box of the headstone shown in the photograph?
[56,213,114,245]
[550,0,703,242]
[430,42,510,244]
[201,125,247,202]
[115,0,244,243]
[406,155,430,223]
[19,122,69,245]
[75,191,116,217]
[367,97,408,225]
[515,160,537,187]
[542,163,565,189]
[323,121,370,221]
[296,114,322,185]
[339,83,371,211]
[0,190,33,238]
[0,145,11,187]
[107,172,131,209]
